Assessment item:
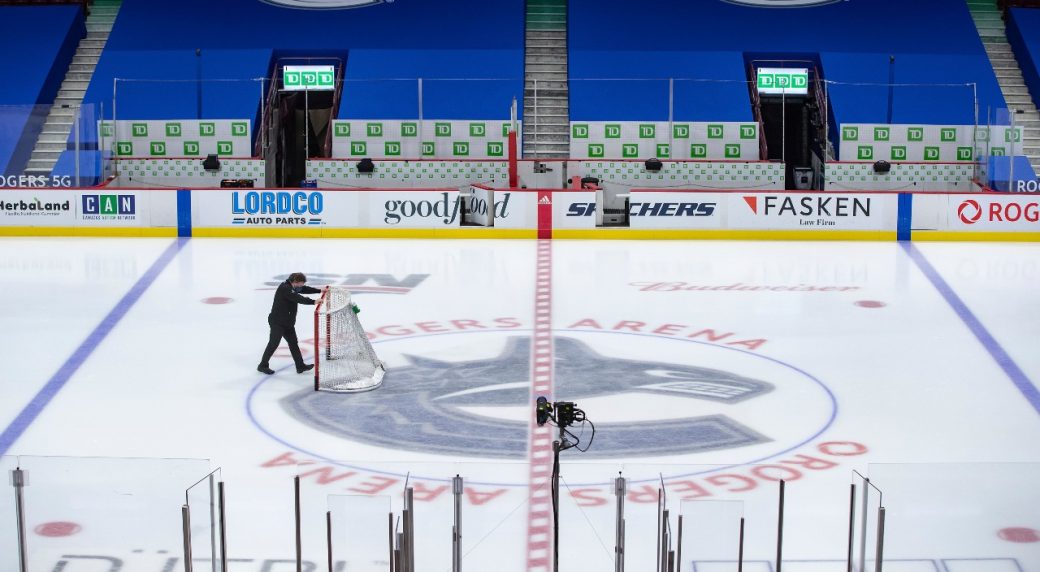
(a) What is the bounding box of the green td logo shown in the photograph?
[367,123,383,137]
[923,146,940,161]
[132,123,148,137]
[350,141,367,156]
[940,128,957,142]
[991,147,1006,156]
[216,141,233,156]
[724,144,741,158]
[874,127,889,142]
[1006,128,1022,142]
[502,123,511,137]
[656,144,670,158]
[588,143,605,158]
[573,124,589,139]
[975,127,989,141]
[857,146,874,160]
[100,122,114,137]
[469,123,486,137]
[115,141,133,156]
[232,122,248,137]
[453,142,470,156]
[149,141,166,156]
[165,123,181,137]
[334,123,350,137]
[890,146,907,161]
[487,142,504,157]
[673,125,690,139]
[907,127,924,142]
[183,141,200,155]
[384,142,401,156]
[401,122,418,137]
[956,147,973,161]
[605,124,621,139]
[421,142,435,156]
[435,123,451,137]
[842,126,858,141]
[200,122,216,137]
[639,124,655,139]
[740,125,756,139]
[708,125,724,139]
[690,143,708,158]
[622,144,639,158]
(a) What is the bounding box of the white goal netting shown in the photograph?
[313,286,385,392]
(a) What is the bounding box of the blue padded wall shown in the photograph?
[569,0,1004,126]
[0,5,84,174]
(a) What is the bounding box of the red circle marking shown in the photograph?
[202,297,234,304]
[35,521,81,537]
[854,300,886,308]
[999,527,1040,543]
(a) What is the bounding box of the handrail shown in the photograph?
[747,66,769,161]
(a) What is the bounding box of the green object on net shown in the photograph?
[352,304,360,314]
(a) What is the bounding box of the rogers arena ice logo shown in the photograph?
[722,0,842,7]
[958,199,982,224]
[260,0,391,8]
[249,320,838,467]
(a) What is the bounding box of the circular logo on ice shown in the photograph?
[958,199,982,224]
[249,329,836,467]
[260,0,391,8]
[722,0,842,6]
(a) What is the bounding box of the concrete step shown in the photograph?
[29,150,61,160]
[57,90,86,100]
[73,55,100,64]
[526,30,566,39]
[66,72,94,81]
[526,63,568,72]
[528,71,568,80]
[985,42,1012,51]
[1002,86,1031,96]
[526,54,567,64]
[81,39,108,49]
[76,47,104,57]
[27,161,56,171]
[526,46,566,55]
[35,142,67,152]
[60,80,90,91]
[996,70,1024,80]
[86,22,113,33]
[37,133,69,144]
[86,31,110,40]
[70,64,97,73]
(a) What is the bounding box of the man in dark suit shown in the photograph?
[258,272,321,375]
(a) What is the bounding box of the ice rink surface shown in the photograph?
[1,237,1038,572]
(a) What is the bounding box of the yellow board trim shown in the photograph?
[553,229,898,241]
[910,231,1040,242]
[0,227,177,237]
[191,227,538,239]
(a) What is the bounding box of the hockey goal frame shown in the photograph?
[313,286,384,392]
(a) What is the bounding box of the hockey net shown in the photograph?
[313,286,385,392]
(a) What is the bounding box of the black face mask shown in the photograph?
[292,286,303,293]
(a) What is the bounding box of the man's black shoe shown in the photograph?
[257,365,275,375]
[297,364,315,374]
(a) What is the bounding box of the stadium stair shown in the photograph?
[523,0,569,158]
[969,0,1040,172]
[24,0,121,177]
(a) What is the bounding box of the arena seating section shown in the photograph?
[569,0,1006,129]
[0,4,83,175]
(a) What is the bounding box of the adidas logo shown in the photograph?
[539,196,552,205]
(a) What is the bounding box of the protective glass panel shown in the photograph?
[185,468,224,572]
[16,456,210,570]
[679,500,743,572]
[1,456,21,572]
[327,494,390,572]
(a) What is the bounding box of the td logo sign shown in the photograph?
[572,124,589,139]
